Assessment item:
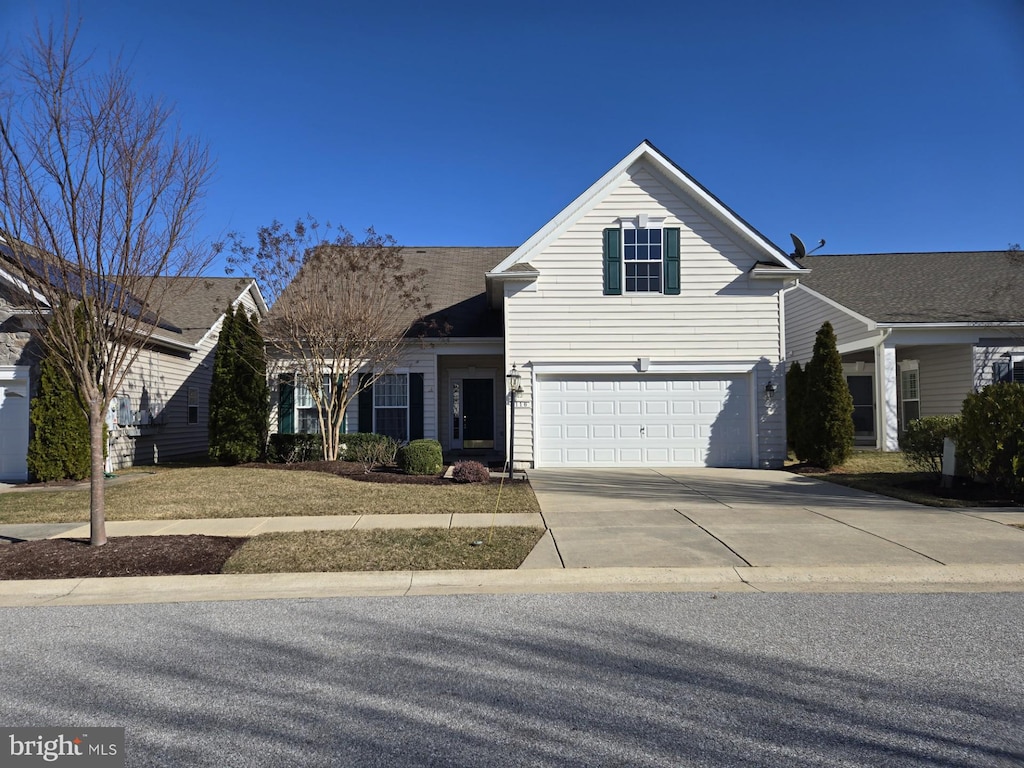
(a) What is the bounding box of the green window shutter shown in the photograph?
[278,374,295,434]
[603,228,622,295]
[664,228,680,295]
[358,373,373,433]
[409,372,424,440]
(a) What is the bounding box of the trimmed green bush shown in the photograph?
[802,321,854,468]
[786,360,806,457]
[267,433,323,463]
[209,305,269,464]
[958,382,1024,491]
[451,460,490,483]
[27,356,91,482]
[900,415,961,474]
[396,439,443,475]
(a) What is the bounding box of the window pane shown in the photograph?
[624,229,636,244]
[295,381,313,409]
[298,409,319,434]
[376,408,407,442]
[375,374,408,407]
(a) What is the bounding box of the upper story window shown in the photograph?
[603,218,680,297]
[624,228,663,293]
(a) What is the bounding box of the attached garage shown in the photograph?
[535,373,754,468]
[0,367,30,483]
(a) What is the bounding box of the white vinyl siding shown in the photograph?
[504,160,787,469]
[899,345,973,418]
[783,285,878,363]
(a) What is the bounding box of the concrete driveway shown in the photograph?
[524,468,1024,569]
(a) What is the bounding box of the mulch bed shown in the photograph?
[0,535,247,581]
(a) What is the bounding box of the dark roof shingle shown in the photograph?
[797,251,1024,323]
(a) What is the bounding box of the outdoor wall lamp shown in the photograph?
[764,381,777,396]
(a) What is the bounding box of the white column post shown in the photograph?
[879,341,900,451]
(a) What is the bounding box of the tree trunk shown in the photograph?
[89,401,107,547]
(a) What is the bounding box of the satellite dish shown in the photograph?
[790,234,826,258]
[790,233,806,259]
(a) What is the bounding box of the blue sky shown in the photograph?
[3,1,1023,272]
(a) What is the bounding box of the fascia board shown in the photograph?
[794,284,878,330]
[0,264,50,307]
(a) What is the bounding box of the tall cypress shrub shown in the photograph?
[802,321,854,468]
[208,305,269,463]
[27,356,91,481]
[786,360,806,459]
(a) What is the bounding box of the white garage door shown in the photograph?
[0,374,30,483]
[536,374,752,467]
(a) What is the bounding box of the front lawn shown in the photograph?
[0,466,540,525]
[792,451,1022,507]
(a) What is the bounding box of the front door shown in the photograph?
[453,377,494,449]
[846,374,875,445]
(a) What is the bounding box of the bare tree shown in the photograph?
[226,218,432,462]
[0,18,213,545]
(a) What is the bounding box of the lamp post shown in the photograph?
[507,364,522,479]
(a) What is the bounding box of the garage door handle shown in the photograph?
[640,426,645,435]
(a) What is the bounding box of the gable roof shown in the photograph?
[796,251,1024,323]
[489,139,803,276]
[151,276,267,346]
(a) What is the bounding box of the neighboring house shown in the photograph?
[273,140,806,469]
[785,251,1024,451]
[0,246,267,481]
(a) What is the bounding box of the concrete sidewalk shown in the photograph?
[2,468,1024,606]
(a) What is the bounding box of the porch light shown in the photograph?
[764,381,777,396]
[507,364,522,394]
[507,364,523,479]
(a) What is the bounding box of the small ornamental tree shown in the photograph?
[958,383,1024,492]
[226,218,436,462]
[209,305,269,464]
[802,321,854,468]
[786,360,807,459]
[27,355,90,481]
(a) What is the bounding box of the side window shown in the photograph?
[187,387,199,424]
[900,368,920,430]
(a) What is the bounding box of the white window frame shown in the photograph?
[294,374,330,434]
[899,361,920,431]
[619,215,666,295]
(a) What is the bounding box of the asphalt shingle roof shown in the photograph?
[797,251,1024,323]
[151,276,258,345]
[410,247,513,337]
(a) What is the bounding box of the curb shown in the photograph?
[1,564,1023,607]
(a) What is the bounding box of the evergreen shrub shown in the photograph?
[27,357,90,481]
[900,415,961,474]
[958,382,1024,491]
[396,439,443,475]
[802,321,854,468]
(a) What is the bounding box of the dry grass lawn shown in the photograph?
[223,527,546,573]
[0,467,540,524]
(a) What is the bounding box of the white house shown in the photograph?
[273,140,806,469]
[785,250,1024,451]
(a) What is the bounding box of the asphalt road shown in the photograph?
[1,592,1022,767]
